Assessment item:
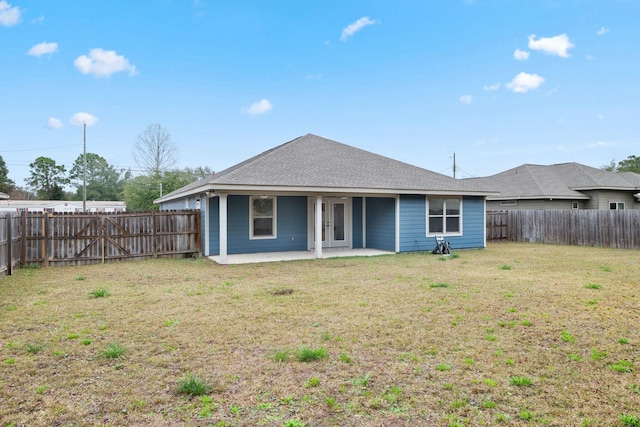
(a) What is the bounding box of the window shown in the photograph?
[500,200,517,206]
[427,197,461,235]
[572,202,579,209]
[250,196,277,238]
[610,202,625,210]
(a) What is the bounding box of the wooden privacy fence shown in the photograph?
[0,210,201,276]
[487,209,640,249]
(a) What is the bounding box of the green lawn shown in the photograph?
[0,242,638,426]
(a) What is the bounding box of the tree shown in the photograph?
[26,156,69,200]
[133,124,177,176]
[0,155,15,194]
[123,167,213,211]
[616,155,640,173]
[68,153,124,200]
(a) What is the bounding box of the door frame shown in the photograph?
[307,197,352,249]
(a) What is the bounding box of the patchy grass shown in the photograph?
[0,242,638,425]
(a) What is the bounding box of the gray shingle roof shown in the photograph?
[467,162,640,200]
[157,134,493,202]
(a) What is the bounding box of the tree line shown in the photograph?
[0,124,213,211]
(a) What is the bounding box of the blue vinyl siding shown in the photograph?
[226,196,307,254]
[366,197,396,251]
[352,197,363,249]
[207,197,220,256]
[399,195,485,252]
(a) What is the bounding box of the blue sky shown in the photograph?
[2,0,639,188]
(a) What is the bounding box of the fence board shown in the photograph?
[0,210,201,275]
[487,209,640,249]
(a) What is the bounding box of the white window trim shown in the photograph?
[426,196,463,237]
[249,196,277,240]
[609,202,625,210]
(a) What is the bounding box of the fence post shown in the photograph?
[152,211,157,258]
[43,214,49,267]
[6,214,12,276]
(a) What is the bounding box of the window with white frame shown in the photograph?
[250,196,277,238]
[609,202,625,210]
[427,197,461,235]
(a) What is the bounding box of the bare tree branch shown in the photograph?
[133,123,178,175]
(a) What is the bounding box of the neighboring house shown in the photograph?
[0,200,126,213]
[155,134,495,263]
[467,163,640,211]
[0,191,8,200]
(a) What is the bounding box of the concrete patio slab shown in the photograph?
[209,248,394,265]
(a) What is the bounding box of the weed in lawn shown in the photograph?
[304,377,320,388]
[630,384,640,394]
[33,300,47,306]
[178,374,211,397]
[339,352,352,363]
[101,343,126,359]
[495,413,511,423]
[521,319,533,326]
[75,276,85,281]
[320,332,331,341]
[165,319,178,327]
[485,334,497,342]
[500,264,512,270]
[352,373,371,388]
[229,404,242,415]
[88,288,110,298]
[272,349,290,362]
[450,252,460,259]
[507,307,517,313]
[463,358,474,365]
[25,343,44,354]
[4,358,15,364]
[505,292,514,298]
[67,333,79,340]
[518,409,533,420]
[505,358,515,366]
[81,339,93,345]
[482,400,497,409]
[320,396,336,410]
[429,282,450,288]
[568,353,583,362]
[35,385,49,394]
[580,418,596,426]
[585,283,601,290]
[282,420,305,427]
[450,398,467,409]
[436,363,452,371]
[561,330,575,343]
[296,346,327,362]
[610,360,634,373]
[618,338,629,345]
[484,378,498,387]
[591,349,607,361]
[600,265,612,272]
[510,376,532,386]
[619,414,640,427]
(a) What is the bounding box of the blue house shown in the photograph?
[156,134,494,264]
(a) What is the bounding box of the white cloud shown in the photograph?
[47,117,63,129]
[242,99,273,115]
[0,0,21,26]
[588,141,612,148]
[74,48,138,77]
[483,82,500,91]
[340,16,377,42]
[506,72,545,93]
[70,112,99,127]
[528,34,574,58]
[597,26,609,36]
[513,49,530,60]
[459,95,473,105]
[27,42,59,57]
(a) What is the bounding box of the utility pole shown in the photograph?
[83,122,87,212]
[453,152,456,178]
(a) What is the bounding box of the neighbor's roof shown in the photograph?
[0,191,8,200]
[157,134,495,202]
[467,163,640,200]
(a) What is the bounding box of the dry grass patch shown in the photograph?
[0,243,639,426]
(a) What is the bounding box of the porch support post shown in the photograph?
[204,193,210,256]
[315,195,323,259]
[219,193,228,264]
[395,195,400,253]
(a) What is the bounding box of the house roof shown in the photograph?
[157,134,495,202]
[467,162,640,200]
[0,191,8,200]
